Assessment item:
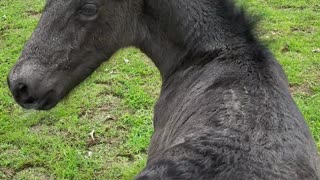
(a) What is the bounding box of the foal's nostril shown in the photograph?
[15,83,36,104]
[18,83,28,96]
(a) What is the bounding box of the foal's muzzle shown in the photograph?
[7,64,61,110]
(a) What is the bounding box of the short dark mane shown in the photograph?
[220,0,260,42]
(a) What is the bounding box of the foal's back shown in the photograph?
[137,45,320,179]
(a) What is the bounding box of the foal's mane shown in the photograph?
[221,0,260,42]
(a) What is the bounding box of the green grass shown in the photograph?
[0,0,319,179]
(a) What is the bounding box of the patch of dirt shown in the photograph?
[277,5,306,10]
[87,136,123,150]
[98,90,125,99]
[25,10,41,19]
[289,83,314,96]
[0,24,10,37]
[291,26,316,34]
[78,94,121,120]
[29,124,59,136]
[116,153,135,162]
[13,167,53,180]
[29,124,46,134]
[1,149,20,158]
[0,167,16,179]
[94,80,113,86]
[86,138,101,148]
[270,30,282,36]
[103,137,123,145]
[281,43,290,53]
[29,123,72,139]
[78,108,118,125]
[16,162,40,172]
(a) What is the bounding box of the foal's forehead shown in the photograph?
[45,0,78,9]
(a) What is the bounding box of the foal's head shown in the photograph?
[8,0,144,110]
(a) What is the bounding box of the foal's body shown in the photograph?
[140,46,320,179]
[137,1,320,179]
[8,0,319,179]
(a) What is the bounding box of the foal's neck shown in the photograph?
[137,0,258,80]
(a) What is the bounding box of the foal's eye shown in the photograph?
[80,4,98,16]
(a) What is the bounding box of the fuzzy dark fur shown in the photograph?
[8,0,320,179]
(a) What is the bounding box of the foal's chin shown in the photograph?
[27,80,88,111]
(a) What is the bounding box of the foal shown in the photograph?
[8,0,320,179]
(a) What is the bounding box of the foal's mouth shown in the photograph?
[36,90,58,110]
[14,88,60,111]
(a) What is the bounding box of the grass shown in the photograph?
[0,0,319,179]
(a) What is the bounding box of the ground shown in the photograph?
[0,0,319,179]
